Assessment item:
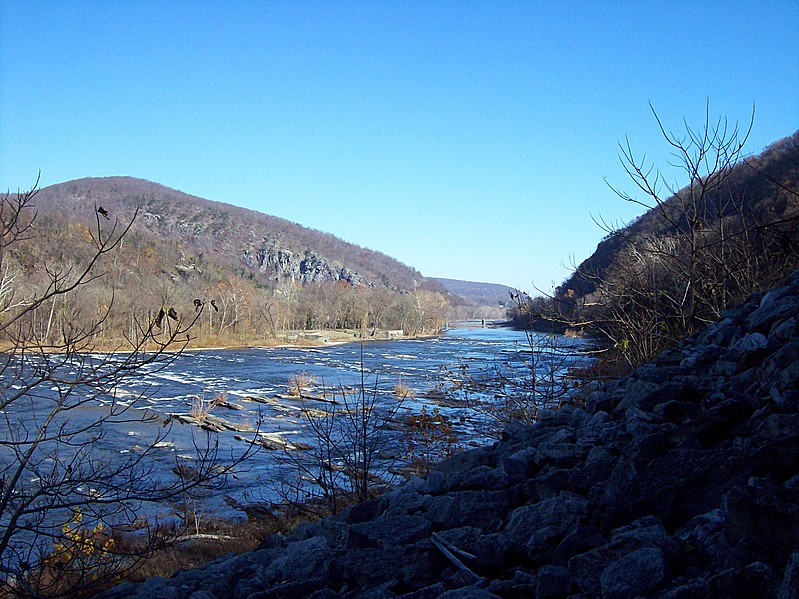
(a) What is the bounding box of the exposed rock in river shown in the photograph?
[101,271,799,598]
[172,414,255,434]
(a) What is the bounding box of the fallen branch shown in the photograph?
[431,532,482,584]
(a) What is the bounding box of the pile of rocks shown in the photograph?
[103,272,799,598]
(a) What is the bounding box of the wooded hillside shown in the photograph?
[512,122,799,370]
[432,278,515,308]
[3,177,454,347]
[560,130,799,301]
[32,177,427,290]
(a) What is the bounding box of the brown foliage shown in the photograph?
[4,177,452,348]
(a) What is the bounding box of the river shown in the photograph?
[3,324,593,529]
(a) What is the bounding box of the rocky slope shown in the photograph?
[103,271,799,598]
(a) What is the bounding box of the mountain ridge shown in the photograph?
[33,176,427,291]
[431,277,516,308]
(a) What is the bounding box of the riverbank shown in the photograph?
[182,327,442,352]
[0,327,442,355]
[5,324,589,597]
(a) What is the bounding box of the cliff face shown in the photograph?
[242,244,374,287]
[103,272,799,598]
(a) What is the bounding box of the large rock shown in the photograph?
[505,492,588,558]
[599,547,671,599]
[253,243,375,287]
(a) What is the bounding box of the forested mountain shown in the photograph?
[32,177,425,290]
[4,177,453,347]
[512,127,799,370]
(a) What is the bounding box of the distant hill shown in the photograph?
[432,277,515,307]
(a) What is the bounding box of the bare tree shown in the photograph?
[0,181,241,596]
[575,105,798,369]
[274,356,405,517]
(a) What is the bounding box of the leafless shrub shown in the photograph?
[403,407,462,476]
[274,356,405,517]
[286,372,318,397]
[189,392,227,420]
[393,379,413,399]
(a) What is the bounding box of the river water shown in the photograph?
[4,324,593,528]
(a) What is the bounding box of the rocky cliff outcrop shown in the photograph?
[243,243,375,287]
[103,271,799,598]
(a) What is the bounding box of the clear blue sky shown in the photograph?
[2,1,798,293]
